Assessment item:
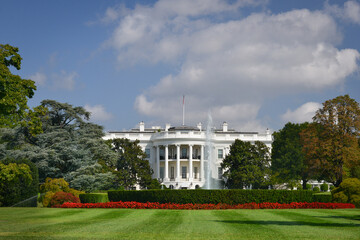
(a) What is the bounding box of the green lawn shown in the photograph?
[0,208,359,239]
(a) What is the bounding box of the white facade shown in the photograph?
[104,121,272,189]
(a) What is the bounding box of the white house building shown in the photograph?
[104,121,273,189]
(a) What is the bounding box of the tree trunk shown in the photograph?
[302,179,308,190]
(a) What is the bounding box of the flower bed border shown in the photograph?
[60,201,355,210]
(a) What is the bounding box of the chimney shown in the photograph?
[165,123,171,131]
[266,128,270,135]
[139,121,145,132]
[222,122,228,132]
[197,122,202,131]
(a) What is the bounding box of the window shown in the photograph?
[194,167,198,179]
[182,166,187,179]
[218,167,222,179]
[170,167,175,179]
[218,149,223,159]
[160,167,164,179]
[160,148,165,160]
[145,148,150,158]
[194,149,199,159]
[181,148,187,159]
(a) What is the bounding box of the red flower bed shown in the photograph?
[60,201,355,210]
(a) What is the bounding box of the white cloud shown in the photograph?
[84,104,113,121]
[281,102,322,123]
[105,1,359,130]
[52,71,78,91]
[29,72,47,86]
[325,0,360,24]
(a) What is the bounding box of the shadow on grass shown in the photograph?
[317,215,360,221]
[214,220,360,227]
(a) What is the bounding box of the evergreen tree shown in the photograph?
[0,100,117,191]
[271,122,310,189]
[106,138,160,190]
[221,140,271,189]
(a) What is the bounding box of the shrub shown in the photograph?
[49,191,80,207]
[79,193,109,203]
[39,178,84,207]
[108,189,315,204]
[42,191,55,207]
[306,183,312,190]
[312,193,332,203]
[332,178,360,208]
[313,187,320,192]
[321,183,329,192]
[330,185,335,191]
[0,158,39,207]
[40,178,70,193]
[61,201,355,209]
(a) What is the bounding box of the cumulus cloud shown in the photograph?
[84,104,113,121]
[104,0,359,131]
[325,0,360,24]
[281,102,322,123]
[29,72,47,86]
[52,71,78,91]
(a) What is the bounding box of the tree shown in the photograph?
[271,122,310,189]
[0,159,36,207]
[106,138,157,190]
[0,100,117,191]
[0,44,36,128]
[221,139,271,189]
[301,95,360,187]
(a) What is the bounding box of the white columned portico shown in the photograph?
[200,145,204,181]
[176,144,180,182]
[156,145,160,179]
[189,144,193,181]
[164,145,169,181]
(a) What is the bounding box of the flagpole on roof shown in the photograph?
[182,95,185,126]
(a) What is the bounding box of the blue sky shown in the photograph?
[1,0,359,132]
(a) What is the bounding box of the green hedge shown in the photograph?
[108,189,316,204]
[312,193,332,203]
[79,193,109,203]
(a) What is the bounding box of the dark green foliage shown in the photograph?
[79,193,109,203]
[271,122,309,189]
[332,178,360,207]
[321,183,329,192]
[146,179,163,189]
[108,189,315,204]
[105,138,157,190]
[313,186,320,192]
[312,193,332,203]
[306,183,312,190]
[0,100,117,191]
[330,185,335,191]
[221,140,271,189]
[0,158,38,207]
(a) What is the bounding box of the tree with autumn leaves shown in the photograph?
[300,95,360,187]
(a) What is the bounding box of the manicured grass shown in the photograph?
[0,208,359,239]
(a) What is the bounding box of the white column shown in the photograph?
[200,145,204,181]
[151,147,156,178]
[164,145,169,181]
[176,144,180,182]
[189,144,193,181]
[156,145,160,179]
